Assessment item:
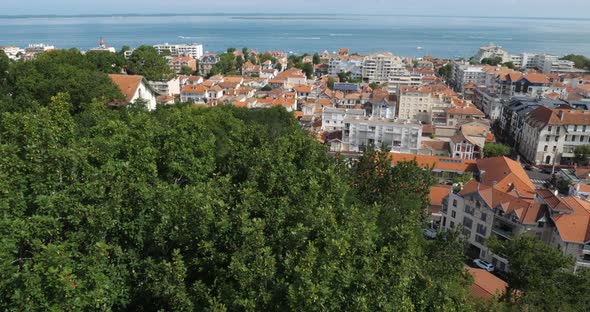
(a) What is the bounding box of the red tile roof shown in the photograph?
[108,74,144,103]
[389,153,478,173]
[465,266,507,300]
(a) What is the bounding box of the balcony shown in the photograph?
[492,226,513,239]
[583,245,590,256]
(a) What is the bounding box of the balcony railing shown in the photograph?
[583,245,590,255]
[492,227,513,239]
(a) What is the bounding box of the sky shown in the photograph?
[1,0,590,18]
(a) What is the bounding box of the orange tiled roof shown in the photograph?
[389,153,478,173]
[430,185,452,206]
[447,105,485,116]
[476,156,536,196]
[551,196,590,243]
[293,85,312,93]
[181,84,208,93]
[108,74,144,103]
[527,106,590,127]
[465,266,507,300]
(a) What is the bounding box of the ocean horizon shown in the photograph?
[1,13,589,59]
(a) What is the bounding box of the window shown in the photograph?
[475,235,485,244]
[463,228,471,238]
[544,145,548,152]
[450,221,455,229]
[584,126,587,132]
[572,135,577,142]
[575,125,578,132]
[481,212,487,222]
[463,217,473,229]
[451,211,456,218]
[548,126,552,132]
[477,224,487,235]
[452,199,457,207]
[581,136,585,143]
[442,217,447,227]
[555,136,559,142]
[553,146,557,152]
[476,200,481,208]
[546,135,550,142]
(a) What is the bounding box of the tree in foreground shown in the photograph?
[487,235,590,311]
[0,99,474,310]
[127,45,171,81]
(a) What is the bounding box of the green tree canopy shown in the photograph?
[2,49,123,113]
[486,235,590,310]
[312,53,321,65]
[483,143,511,158]
[85,50,127,74]
[561,54,590,70]
[574,145,590,166]
[127,45,172,81]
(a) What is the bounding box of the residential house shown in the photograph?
[180,85,208,103]
[108,74,158,111]
[342,117,422,153]
[168,56,197,74]
[199,54,219,76]
[520,106,590,165]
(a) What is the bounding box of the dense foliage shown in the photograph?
[561,54,590,71]
[483,143,511,158]
[0,99,474,310]
[126,46,172,81]
[488,235,590,311]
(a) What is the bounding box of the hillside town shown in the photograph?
[4,38,590,293]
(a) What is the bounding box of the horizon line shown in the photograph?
[0,12,589,21]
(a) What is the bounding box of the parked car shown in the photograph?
[423,228,437,239]
[473,258,495,272]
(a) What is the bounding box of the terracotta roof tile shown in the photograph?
[108,74,144,103]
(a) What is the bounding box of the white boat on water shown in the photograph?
[417,46,423,50]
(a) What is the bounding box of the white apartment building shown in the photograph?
[328,56,363,79]
[387,74,423,94]
[153,43,203,59]
[473,87,506,121]
[397,85,455,124]
[450,61,487,93]
[0,46,25,60]
[342,116,422,153]
[149,77,181,96]
[361,52,405,83]
[509,53,579,73]
[473,45,510,63]
[25,43,55,53]
[321,107,365,132]
[520,106,590,165]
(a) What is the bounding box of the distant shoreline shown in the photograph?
[0,13,589,21]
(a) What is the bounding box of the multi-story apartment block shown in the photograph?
[473,87,507,121]
[0,46,25,60]
[450,61,487,93]
[153,43,203,59]
[520,106,590,165]
[199,54,220,76]
[342,116,422,153]
[441,157,542,272]
[361,52,405,83]
[387,74,423,94]
[167,56,197,74]
[328,56,364,79]
[321,107,365,132]
[397,85,456,124]
[536,189,590,272]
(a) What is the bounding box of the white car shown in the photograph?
[423,228,437,239]
[473,258,495,272]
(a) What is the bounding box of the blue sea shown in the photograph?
[1,14,590,58]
